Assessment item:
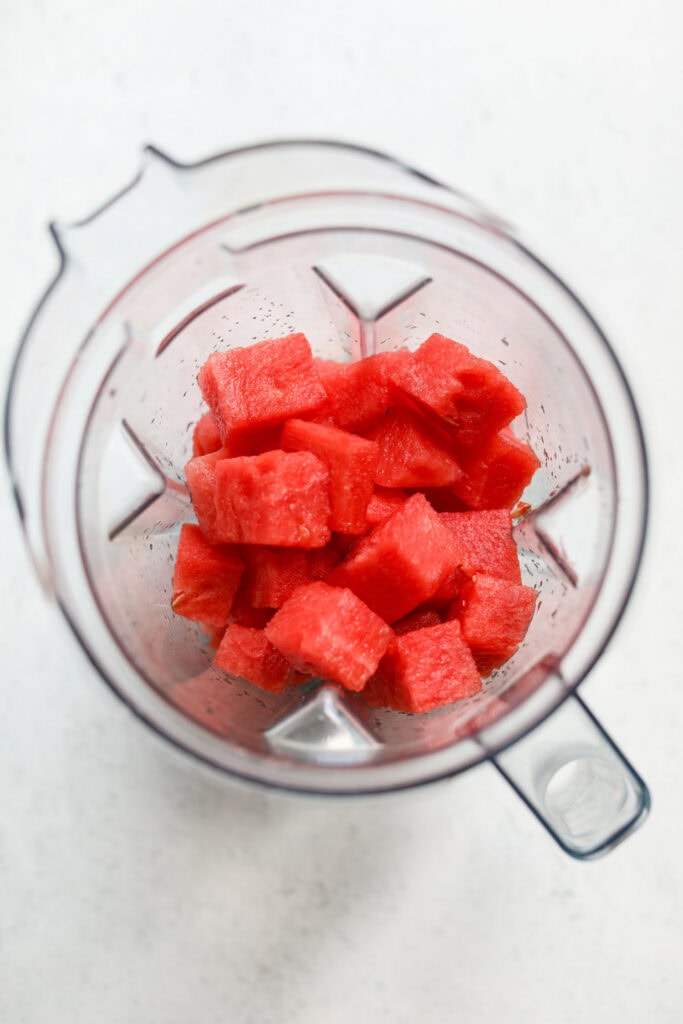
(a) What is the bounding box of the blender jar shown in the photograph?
[4,140,649,858]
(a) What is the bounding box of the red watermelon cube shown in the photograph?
[218,421,284,458]
[214,449,331,548]
[364,619,482,713]
[432,509,521,602]
[450,574,537,675]
[176,330,541,714]
[241,546,312,608]
[314,351,412,432]
[214,622,297,693]
[306,543,343,580]
[436,510,521,591]
[392,609,443,635]
[450,428,540,509]
[192,412,223,457]
[365,486,408,527]
[265,582,392,691]
[280,418,378,534]
[185,448,230,543]
[198,333,327,445]
[171,524,244,627]
[366,407,463,488]
[229,585,276,629]
[391,334,526,448]
[326,492,456,623]
[192,411,280,459]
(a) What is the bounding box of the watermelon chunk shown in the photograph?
[192,412,223,457]
[176,331,541,714]
[198,333,327,445]
[364,619,482,713]
[450,428,540,510]
[365,486,408,527]
[432,509,520,602]
[230,586,276,629]
[265,582,392,691]
[281,418,378,534]
[326,492,456,623]
[192,411,280,459]
[367,407,463,488]
[393,609,443,636]
[214,622,297,693]
[218,421,284,457]
[314,351,411,432]
[185,448,230,543]
[214,450,331,548]
[241,547,311,608]
[171,524,244,627]
[306,543,343,581]
[450,574,537,674]
[391,334,526,448]
[438,510,521,585]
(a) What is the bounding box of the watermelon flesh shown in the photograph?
[364,619,482,713]
[232,543,342,626]
[192,411,280,460]
[171,524,244,628]
[214,622,297,693]
[391,333,526,448]
[229,587,276,629]
[241,546,312,609]
[365,486,408,527]
[438,510,521,581]
[192,412,223,457]
[265,582,392,691]
[367,406,463,488]
[314,350,411,432]
[214,449,331,548]
[185,448,231,544]
[449,574,537,675]
[306,544,343,581]
[432,509,522,601]
[392,608,443,635]
[327,492,456,624]
[450,428,540,510]
[173,331,541,711]
[199,333,327,445]
[281,417,378,534]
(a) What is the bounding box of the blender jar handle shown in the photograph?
[490,692,650,859]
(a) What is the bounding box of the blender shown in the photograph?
[4,140,649,858]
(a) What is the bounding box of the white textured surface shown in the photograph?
[1,2,682,1022]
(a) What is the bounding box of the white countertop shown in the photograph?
[1,2,682,1021]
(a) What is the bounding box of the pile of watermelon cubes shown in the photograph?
[171,332,540,714]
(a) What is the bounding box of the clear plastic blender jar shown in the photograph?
[4,141,649,858]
